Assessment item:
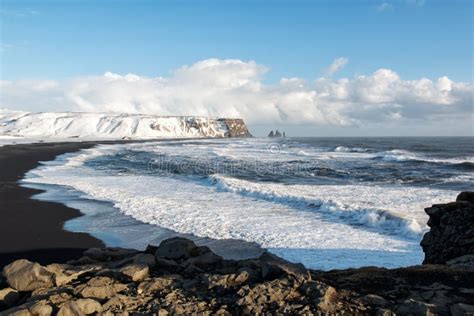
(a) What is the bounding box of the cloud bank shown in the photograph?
[0,58,472,128]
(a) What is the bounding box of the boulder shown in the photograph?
[132,253,156,268]
[155,258,178,270]
[186,252,223,269]
[74,277,127,299]
[45,264,97,286]
[57,300,84,316]
[421,192,474,264]
[75,298,103,314]
[3,260,55,291]
[457,192,474,203]
[29,300,53,316]
[155,237,198,260]
[259,252,310,282]
[119,264,149,282]
[138,276,180,294]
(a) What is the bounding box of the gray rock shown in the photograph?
[450,303,474,316]
[421,191,474,264]
[259,252,310,282]
[395,299,436,315]
[132,253,156,268]
[186,251,222,269]
[155,237,198,260]
[155,258,178,270]
[3,259,55,291]
[446,254,474,271]
[360,294,388,307]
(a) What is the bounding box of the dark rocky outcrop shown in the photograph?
[421,191,474,264]
[219,119,252,138]
[1,194,474,315]
[268,129,286,138]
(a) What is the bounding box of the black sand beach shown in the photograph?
[0,142,107,267]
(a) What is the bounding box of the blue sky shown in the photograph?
[0,0,473,136]
[1,0,472,82]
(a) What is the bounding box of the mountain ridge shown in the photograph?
[0,110,252,140]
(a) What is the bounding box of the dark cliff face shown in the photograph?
[219,118,252,138]
[421,191,474,264]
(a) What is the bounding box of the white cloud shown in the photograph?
[325,57,348,76]
[0,58,472,129]
[377,3,394,12]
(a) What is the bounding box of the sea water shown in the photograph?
[23,137,474,269]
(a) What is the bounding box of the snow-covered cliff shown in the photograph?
[0,110,251,141]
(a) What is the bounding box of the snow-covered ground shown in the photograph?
[0,109,231,146]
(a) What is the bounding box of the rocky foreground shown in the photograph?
[1,193,473,315]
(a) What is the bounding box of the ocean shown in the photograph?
[22,137,474,270]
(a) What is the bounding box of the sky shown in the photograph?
[0,0,473,136]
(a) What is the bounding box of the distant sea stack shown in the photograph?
[0,110,252,140]
[268,130,286,138]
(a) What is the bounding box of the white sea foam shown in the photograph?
[375,149,474,164]
[334,146,368,153]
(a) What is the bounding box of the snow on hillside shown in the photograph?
[0,110,234,144]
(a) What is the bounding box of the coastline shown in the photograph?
[0,142,107,267]
[0,140,264,268]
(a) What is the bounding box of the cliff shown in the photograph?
[218,119,252,138]
[421,192,474,264]
[0,110,252,140]
[1,193,473,315]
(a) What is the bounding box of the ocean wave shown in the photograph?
[334,146,368,153]
[374,149,474,165]
[207,174,426,238]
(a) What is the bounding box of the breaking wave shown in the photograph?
[207,174,424,237]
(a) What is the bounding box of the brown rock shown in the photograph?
[75,298,103,314]
[74,278,127,300]
[29,300,53,316]
[138,276,180,294]
[119,264,149,282]
[0,287,20,307]
[3,260,55,291]
[57,300,84,316]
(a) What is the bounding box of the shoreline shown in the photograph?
[0,142,106,267]
[0,140,264,268]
